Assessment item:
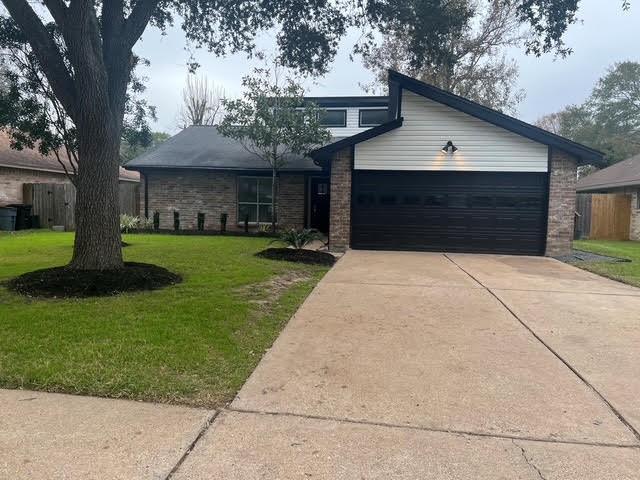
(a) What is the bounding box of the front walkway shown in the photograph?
[3,251,640,478]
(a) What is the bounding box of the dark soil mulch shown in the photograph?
[7,262,181,298]
[256,248,336,266]
[556,249,631,264]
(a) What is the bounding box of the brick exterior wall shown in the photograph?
[630,191,640,241]
[328,148,352,252]
[140,169,305,231]
[546,149,578,256]
[0,166,68,205]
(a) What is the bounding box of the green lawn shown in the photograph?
[0,231,328,407]
[573,240,640,288]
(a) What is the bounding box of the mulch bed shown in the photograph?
[7,262,181,298]
[256,248,336,266]
[556,249,631,264]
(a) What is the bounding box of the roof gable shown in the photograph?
[388,70,605,166]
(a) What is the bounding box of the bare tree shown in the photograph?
[535,112,562,135]
[361,0,527,114]
[178,75,225,128]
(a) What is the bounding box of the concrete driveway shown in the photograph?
[176,251,640,479]
[3,251,640,479]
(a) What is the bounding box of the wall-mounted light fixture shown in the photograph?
[441,140,458,154]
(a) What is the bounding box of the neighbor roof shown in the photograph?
[0,130,139,182]
[577,154,640,192]
[125,125,323,172]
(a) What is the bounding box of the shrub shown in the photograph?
[220,213,228,233]
[173,211,180,231]
[258,223,273,235]
[120,214,140,233]
[140,217,154,230]
[153,211,160,230]
[274,228,322,250]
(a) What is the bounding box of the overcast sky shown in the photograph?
[136,1,640,134]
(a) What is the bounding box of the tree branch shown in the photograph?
[1,0,77,117]
[43,0,68,27]
[124,0,160,49]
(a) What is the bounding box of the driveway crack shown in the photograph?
[442,253,640,444]
[512,440,547,480]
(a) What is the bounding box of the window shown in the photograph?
[471,196,494,208]
[496,196,518,208]
[424,194,446,207]
[357,193,376,206]
[379,194,398,206]
[359,108,388,127]
[238,177,274,224]
[403,195,421,205]
[447,194,468,208]
[319,109,347,127]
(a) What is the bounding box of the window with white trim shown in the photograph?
[238,177,274,224]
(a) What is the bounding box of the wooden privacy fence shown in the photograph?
[575,193,631,240]
[23,182,139,231]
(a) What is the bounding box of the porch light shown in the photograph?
[441,140,458,154]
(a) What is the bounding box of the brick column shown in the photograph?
[546,148,578,256]
[329,148,352,252]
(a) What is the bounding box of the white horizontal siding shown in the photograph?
[354,90,548,172]
[327,107,386,138]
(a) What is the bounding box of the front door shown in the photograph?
[309,177,330,233]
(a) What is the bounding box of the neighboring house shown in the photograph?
[0,131,139,206]
[126,70,603,256]
[576,153,640,240]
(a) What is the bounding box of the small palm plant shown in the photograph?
[274,228,322,249]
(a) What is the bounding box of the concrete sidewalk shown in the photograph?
[0,389,214,479]
[3,251,640,479]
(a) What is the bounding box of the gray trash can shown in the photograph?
[0,207,17,231]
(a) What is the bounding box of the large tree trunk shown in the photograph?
[69,118,123,270]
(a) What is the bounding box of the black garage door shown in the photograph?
[352,171,548,255]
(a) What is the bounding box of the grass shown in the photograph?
[0,230,328,407]
[573,240,640,288]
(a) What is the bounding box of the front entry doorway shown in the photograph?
[308,176,330,233]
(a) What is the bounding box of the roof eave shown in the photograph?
[125,164,321,173]
[577,180,640,192]
[309,117,404,167]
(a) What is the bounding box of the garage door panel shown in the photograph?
[352,171,547,255]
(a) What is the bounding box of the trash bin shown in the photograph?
[8,204,32,230]
[30,215,40,229]
[0,206,17,231]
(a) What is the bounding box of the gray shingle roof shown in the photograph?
[125,126,323,171]
[576,154,640,192]
[0,130,139,182]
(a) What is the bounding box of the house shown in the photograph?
[576,153,640,240]
[126,70,604,256]
[0,130,140,206]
